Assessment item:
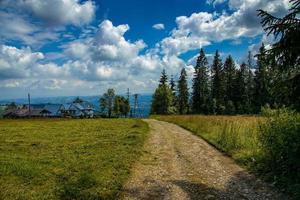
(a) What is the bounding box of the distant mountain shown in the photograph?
[0,94,152,117]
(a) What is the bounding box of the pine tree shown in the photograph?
[192,48,210,114]
[258,0,300,110]
[235,62,248,114]
[211,50,225,114]
[151,70,174,114]
[170,75,177,107]
[159,69,168,86]
[223,55,237,108]
[254,43,270,112]
[246,51,255,113]
[177,68,189,114]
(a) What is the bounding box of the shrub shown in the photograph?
[259,108,300,197]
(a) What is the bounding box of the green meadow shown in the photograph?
[0,119,148,200]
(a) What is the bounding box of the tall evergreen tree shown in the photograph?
[177,68,189,114]
[159,69,168,86]
[151,70,174,114]
[223,55,237,105]
[259,1,300,110]
[170,75,177,107]
[192,48,210,114]
[211,50,225,114]
[244,51,256,113]
[254,43,271,112]
[235,62,249,114]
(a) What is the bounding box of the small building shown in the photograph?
[43,104,65,117]
[66,102,94,118]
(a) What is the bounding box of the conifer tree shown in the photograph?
[223,55,237,107]
[159,69,168,86]
[235,62,249,114]
[211,50,225,114]
[254,43,270,112]
[151,70,174,114]
[170,75,177,106]
[192,48,210,114]
[246,51,255,113]
[177,68,189,114]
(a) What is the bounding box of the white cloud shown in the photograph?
[1,0,96,26]
[0,0,96,46]
[153,23,165,30]
[0,11,59,46]
[158,0,290,56]
[206,0,227,6]
[0,45,44,79]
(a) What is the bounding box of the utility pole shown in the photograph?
[127,88,130,101]
[133,94,139,118]
[28,93,31,118]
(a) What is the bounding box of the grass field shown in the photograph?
[152,115,264,166]
[0,118,149,200]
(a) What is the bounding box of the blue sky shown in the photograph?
[0,0,290,98]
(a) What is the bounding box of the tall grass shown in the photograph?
[0,118,149,200]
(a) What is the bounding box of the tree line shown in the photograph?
[151,45,298,115]
[151,0,299,115]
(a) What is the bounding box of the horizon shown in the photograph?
[0,0,290,99]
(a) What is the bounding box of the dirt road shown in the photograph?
[121,119,286,200]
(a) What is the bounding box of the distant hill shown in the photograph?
[0,94,152,117]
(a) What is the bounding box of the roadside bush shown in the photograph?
[259,108,300,197]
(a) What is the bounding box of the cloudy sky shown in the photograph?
[0,0,290,99]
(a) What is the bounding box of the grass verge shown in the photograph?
[0,118,148,200]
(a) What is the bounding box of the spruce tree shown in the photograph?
[192,48,210,114]
[235,62,248,114]
[151,70,174,114]
[223,55,237,106]
[246,51,255,113]
[254,43,270,112]
[170,75,177,107]
[211,50,225,114]
[159,69,168,86]
[177,68,189,114]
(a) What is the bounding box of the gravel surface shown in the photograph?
[121,119,288,200]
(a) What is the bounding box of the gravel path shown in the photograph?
[121,119,287,200]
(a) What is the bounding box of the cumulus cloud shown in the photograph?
[1,0,96,26]
[153,23,165,30]
[158,0,290,56]
[0,0,96,46]
[206,0,227,6]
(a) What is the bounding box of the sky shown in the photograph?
[0,0,291,99]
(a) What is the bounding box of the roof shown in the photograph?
[30,104,46,109]
[43,104,64,115]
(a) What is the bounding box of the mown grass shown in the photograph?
[0,118,149,200]
[152,115,264,166]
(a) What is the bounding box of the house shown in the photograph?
[66,101,94,118]
[3,108,29,118]
[43,104,65,117]
[3,104,65,118]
